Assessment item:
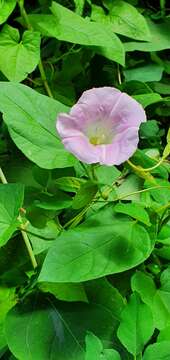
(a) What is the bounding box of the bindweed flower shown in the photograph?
[56,87,146,165]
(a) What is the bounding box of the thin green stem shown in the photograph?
[0,167,37,270]
[127,157,164,173]
[18,0,54,98]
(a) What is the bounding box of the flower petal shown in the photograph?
[109,92,146,129]
[70,87,122,124]
[98,127,139,165]
[56,113,84,138]
[62,135,100,164]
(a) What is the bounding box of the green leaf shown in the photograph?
[25,2,125,65]
[5,295,115,360]
[73,0,85,15]
[143,341,170,360]
[85,332,121,360]
[85,332,103,360]
[85,278,125,321]
[160,267,170,292]
[107,0,151,41]
[158,326,170,342]
[92,2,150,41]
[153,290,170,330]
[0,0,16,25]
[114,202,151,226]
[133,93,162,108]
[0,25,40,82]
[163,128,170,159]
[39,282,88,302]
[0,183,24,247]
[72,181,98,210]
[0,82,77,169]
[117,293,154,356]
[124,64,163,83]
[144,178,170,205]
[34,191,72,210]
[131,271,156,308]
[125,18,170,52]
[95,165,121,186]
[0,286,17,350]
[39,219,153,283]
[55,177,85,192]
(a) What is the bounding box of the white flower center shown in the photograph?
[86,120,114,145]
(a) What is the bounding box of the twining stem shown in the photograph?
[0,167,37,269]
[127,157,164,174]
[18,0,54,98]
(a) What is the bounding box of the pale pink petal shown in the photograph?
[62,135,100,164]
[56,113,83,138]
[109,93,146,129]
[70,87,122,124]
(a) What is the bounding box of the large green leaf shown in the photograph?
[92,1,151,41]
[24,2,125,65]
[39,219,153,283]
[117,293,154,356]
[0,25,40,82]
[0,82,77,169]
[85,332,121,360]
[125,18,170,52]
[5,295,115,360]
[0,286,17,350]
[0,0,16,25]
[143,341,170,360]
[0,183,24,246]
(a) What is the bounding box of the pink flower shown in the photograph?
[56,87,146,165]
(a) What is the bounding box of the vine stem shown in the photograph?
[0,167,37,270]
[18,0,54,98]
[127,157,164,174]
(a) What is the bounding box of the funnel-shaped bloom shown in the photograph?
[56,87,146,165]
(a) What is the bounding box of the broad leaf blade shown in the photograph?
[0,25,41,82]
[0,82,77,169]
[39,220,154,283]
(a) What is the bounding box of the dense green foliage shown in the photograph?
[0,0,170,359]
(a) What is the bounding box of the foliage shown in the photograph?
[0,0,169,359]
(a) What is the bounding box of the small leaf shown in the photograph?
[114,202,151,226]
[0,25,41,82]
[163,128,170,159]
[117,293,154,356]
[0,0,16,25]
[133,93,162,108]
[85,332,103,360]
[55,177,85,192]
[72,181,98,209]
[131,271,156,307]
[0,183,24,246]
